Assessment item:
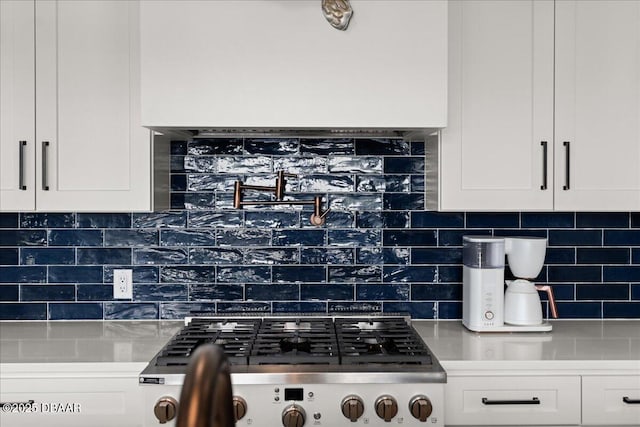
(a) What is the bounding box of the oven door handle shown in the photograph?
[482,397,540,405]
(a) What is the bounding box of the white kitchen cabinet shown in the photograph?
[435,0,554,211]
[582,376,640,426]
[140,0,447,130]
[435,0,640,212]
[1,0,161,212]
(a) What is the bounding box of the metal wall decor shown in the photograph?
[322,0,353,31]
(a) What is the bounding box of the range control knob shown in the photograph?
[341,395,365,422]
[282,404,306,427]
[233,396,247,421]
[409,395,433,422]
[375,395,398,422]
[153,396,178,424]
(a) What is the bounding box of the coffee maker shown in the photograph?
[462,236,558,332]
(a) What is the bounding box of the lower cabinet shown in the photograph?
[582,376,640,426]
[445,375,581,426]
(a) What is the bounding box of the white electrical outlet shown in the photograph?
[113,269,133,299]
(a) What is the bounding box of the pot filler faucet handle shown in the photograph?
[275,170,297,200]
[177,344,236,427]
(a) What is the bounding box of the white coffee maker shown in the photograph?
[462,236,558,332]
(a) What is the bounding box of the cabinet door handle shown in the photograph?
[482,397,540,405]
[623,396,640,404]
[42,141,50,191]
[540,141,548,190]
[19,141,27,190]
[563,141,570,190]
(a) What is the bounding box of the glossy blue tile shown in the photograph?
[328,266,382,283]
[329,194,382,211]
[273,266,325,283]
[383,230,436,246]
[545,284,574,301]
[171,140,187,155]
[21,285,75,301]
[21,248,74,265]
[356,284,409,301]
[104,230,158,247]
[322,211,356,228]
[171,193,185,209]
[217,302,272,313]
[412,284,462,300]
[273,156,328,174]
[183,193,217,210]
[48,266,101,283]
[188,211,243,228]
[217,266,271,283]
[328,156,382,173]
[298,175,354,192]
[299,138,354,155]
[0,230,47,246]
[521,212,574,228]
[545,248,576,264]
[20,213,74,228]
[48,229,102,246]
[438,230,492,246]
[0,303,46,320]
[412,248,462,264]
[633,248,640,264]
[383,266,436,283]
[49,303,103,320]
[577,248,629,264]
[301,284,354,301]
[603,302,640,318]
[328,301,382,314]
[356,247,410,265]
[301,248,354,265]
[493,229,547,238]
[0,213,19,228]
[245,212,299,228]
[603,266,640,282]
[171,156,186,173]
[244,138,298,155]
[548,266,601,282]
[188,174,240,192]
[171,174,187,191]
[328,229,381,247]
[383,193,424,211]
[357,212,410,228]
[411,212,463,229]
[0,285,19,301]
[134,284,188,302]
[356,175,410,192]
[383,302,435,319]
[188,138,243,155]
[78,248,131,265]
[437,302,462,319]
[104,266,159,283]
[160,230,216,246]
[576,284,629,300]
[0,266,46,283]
[604,230,640,246]
[411,176,425,193]
[160,266,216,283]
[466,212,519,228]
[355,139,409,155]
[244,248,299,265]
[217,156,271,173]
[0,248,19,265]
[77,213,131,228]
[438,266,463,283]
[160,302,217,319]
[632,285,640,300]
[189,248,243,265]
[247,284,299,301]
[555,302,601,318]
[273,301,327,313]
[576,212,629,228]
[217,229,271,246]
[184,156,217,172]
[77,285,114,301]
[189,284,243,301]
[631,212,640,228]
[411,141,425,155]
[383,157,424,174]
[104,302,158,319]
[549,230,602,246]
[134,248,188,265]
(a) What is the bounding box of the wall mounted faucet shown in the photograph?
[233,171,330,226]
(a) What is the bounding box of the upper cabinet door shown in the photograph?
[555,1,640,211]
[438,0,554,211]
[0,0,35,211]
[35,0,151,211]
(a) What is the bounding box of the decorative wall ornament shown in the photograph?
[322,0,353,31]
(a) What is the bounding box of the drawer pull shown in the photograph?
[623,396,640,404]
[482,397,540,405]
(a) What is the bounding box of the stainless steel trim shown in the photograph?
[41,141,50,191]
[540,141,548,190]
[563,141,570,190]
[19,141,27,190]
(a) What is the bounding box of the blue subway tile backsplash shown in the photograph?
[1,137,640,320]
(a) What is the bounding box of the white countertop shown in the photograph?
[1,320,639,375]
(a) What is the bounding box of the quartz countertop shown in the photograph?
[1,320,639,374]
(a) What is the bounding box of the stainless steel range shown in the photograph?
[139,316,446,427]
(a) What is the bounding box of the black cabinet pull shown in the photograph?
[42,141,49,191]
[482,397,540,405]
[19,141,27,190]
[563,141,570,190]
[540,141,548,190]
[623,396,640,404]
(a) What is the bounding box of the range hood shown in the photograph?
[140,0,447,135]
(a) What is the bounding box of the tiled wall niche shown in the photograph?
[1,138,639,320]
